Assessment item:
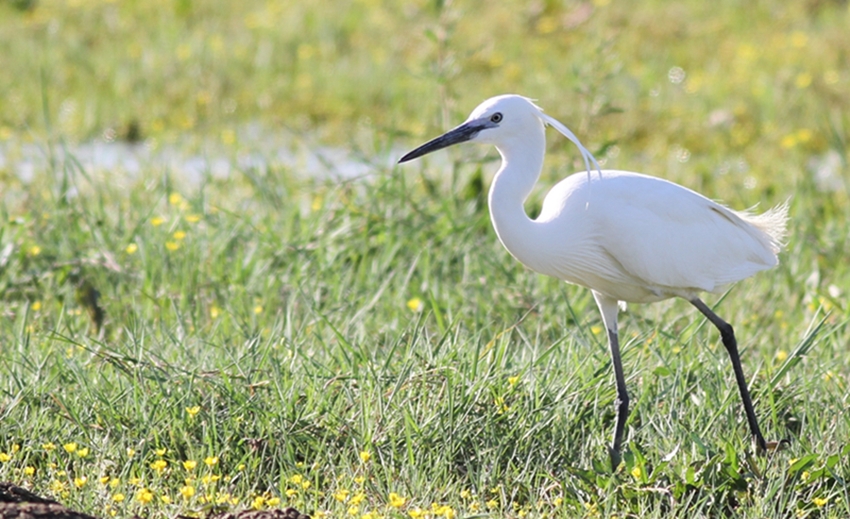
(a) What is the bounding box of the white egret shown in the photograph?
[398,94,789,468]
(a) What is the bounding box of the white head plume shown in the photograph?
[536,109,602,179]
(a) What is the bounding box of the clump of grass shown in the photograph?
[1,146,848,518]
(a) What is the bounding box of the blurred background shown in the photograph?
[0,0,847,199]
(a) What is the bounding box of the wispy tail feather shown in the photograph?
[745,200,790,254]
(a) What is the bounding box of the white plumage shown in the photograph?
[399,94,789,467]
[528,170,786,302]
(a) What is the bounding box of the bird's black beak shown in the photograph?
[398,120,488,163]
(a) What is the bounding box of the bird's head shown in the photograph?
[398,95,544,163]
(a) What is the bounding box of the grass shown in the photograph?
[1,0,850,518]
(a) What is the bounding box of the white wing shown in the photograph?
[537,170,787,302]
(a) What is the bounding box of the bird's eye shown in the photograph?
[490,112,503,123]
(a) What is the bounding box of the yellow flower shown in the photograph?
[109,478,120,488]
[204,456,219,467]
[459,490,471,499]
[350,493,366,506]
[285,488,298,498]
[267,497,281,507]
[775,350,788,362]
[406,298,423,312]
[169,193,183,205]
[185,214,201,223]
[590,325,603,335]
[99,476,110,485]
[151,216,165,227]
[536,15,557,34]
[795,72,812,89]
[74,477,87,489]
[23,466,35,476]
[160,495,172,504]
[126,243,138,254]
[631,466,642,479]
[165,241,180,251]
[129,477,141,486]
[508,375,520,386]
[553,497,563,506]
[0,453,10,462]
[201,474,220,484]
[63,443,77,453]
[254,305,263,314]
[301,481,311,490]
[408,508,424,519]
[289,474,303,484]
[173,230,186,240]
[32,301,42,311]
[813,497,828,507]
[183,460,197,470]
[252,496,265,509]
[112,493,125,503]
[221,129,236,145]
[790,31,808,48]
[77,447,89,458]
[50,480,66,493]
[186,406,201,417]
[43,442,56,451]
[127,448,136,457]
[486,499,499,509]
[334,489,350,502]
[150,459,168,472]
[210,306,221,319]
[136,488,154,504]
[781,134,797,149]
[29,245,41,256]
[180,486,195,499]
[155,448,167,456]
[389,492,406,508]
[359,450,371,463]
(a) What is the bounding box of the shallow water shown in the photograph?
[0,123,399,187]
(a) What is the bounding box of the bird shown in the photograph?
[398,94,789,469]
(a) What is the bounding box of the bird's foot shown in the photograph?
[756,437,791,455]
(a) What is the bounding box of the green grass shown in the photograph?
[1,0,850,518]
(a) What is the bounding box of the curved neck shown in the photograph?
[487,126,547,271]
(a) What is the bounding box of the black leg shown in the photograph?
[607,327,630,469]
[690,298,770,451]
